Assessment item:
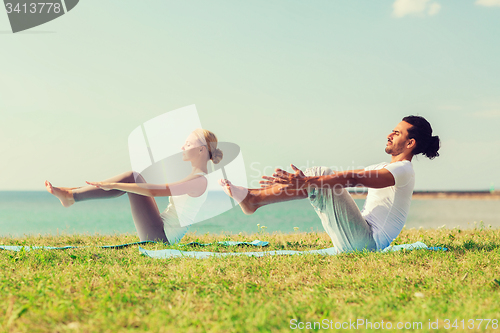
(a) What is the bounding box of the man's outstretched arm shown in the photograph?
[272,165,396,190]
[309,168,395,189]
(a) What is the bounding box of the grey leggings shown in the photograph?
[72,171,168,243]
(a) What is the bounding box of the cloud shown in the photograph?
[428,2,441,15]
[437,105,462,111]
[392,0,442,17]
[471,110,500,118]
[475,0,500,7]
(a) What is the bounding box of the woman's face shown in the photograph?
[181,132,205,161]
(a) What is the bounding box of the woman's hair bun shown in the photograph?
[211,148,223,164]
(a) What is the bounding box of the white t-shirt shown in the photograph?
[361,160,415,250]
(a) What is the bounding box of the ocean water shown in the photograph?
[0,191,499,238]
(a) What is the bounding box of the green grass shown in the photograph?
[1,228,500,332]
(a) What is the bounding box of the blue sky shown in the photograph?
[1,0,499,191]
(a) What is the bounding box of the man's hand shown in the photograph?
[259,176,276,188]
[265,164,308,190]
[259,175,283,188]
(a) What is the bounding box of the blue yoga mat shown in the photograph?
[139,241,447,259]
[0,241,155,252]
[0,240,269,252]
[0,240,446,259]
[183,240,269,247]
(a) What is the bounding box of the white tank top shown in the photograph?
[160,172,208,227]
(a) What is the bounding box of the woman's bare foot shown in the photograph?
[219,179,258,215]
[45,180,75,207]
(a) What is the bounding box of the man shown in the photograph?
[220,116,440,253]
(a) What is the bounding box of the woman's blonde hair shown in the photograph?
[194,129,223,164]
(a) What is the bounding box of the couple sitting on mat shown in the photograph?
[46,116,440,252]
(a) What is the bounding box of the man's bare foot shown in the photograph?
[219,179,258,215]
[45,180,75,207]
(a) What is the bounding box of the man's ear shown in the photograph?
[407,138,416,150]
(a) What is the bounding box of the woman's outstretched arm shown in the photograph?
[86,174,207,198]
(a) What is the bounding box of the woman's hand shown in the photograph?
[86,181,116,191]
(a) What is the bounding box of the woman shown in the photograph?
[45,129,223,244]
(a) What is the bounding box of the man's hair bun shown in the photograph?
[424,135,440,159]
[402,115,440,160]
